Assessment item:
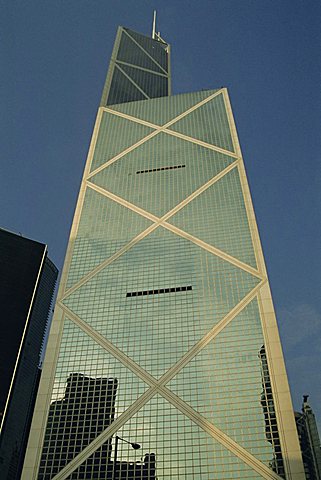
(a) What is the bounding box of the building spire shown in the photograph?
[152,10,157,39]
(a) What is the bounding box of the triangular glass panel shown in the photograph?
[118,63,168,99]
[107,66,147,106]
[169,92,235,152]
[90,109,153,173]
[167,299,278,470]
[117,30,164,74]
[66,188,153,289]
[69,394,261,479]
[38,318,148,479]
[90,132,236,217]
[168,167,257,268]
[109,89,219,127]
[124,27,168,71]
[63,228,260,379]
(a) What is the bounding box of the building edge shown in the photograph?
[224,89,305,479]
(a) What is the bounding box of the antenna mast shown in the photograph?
[151,10,166,44]
[152,10,157,39]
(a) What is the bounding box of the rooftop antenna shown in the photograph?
[152,10,157,39]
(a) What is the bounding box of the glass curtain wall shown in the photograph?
[22,26,304,480]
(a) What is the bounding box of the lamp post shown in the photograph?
[113,435,141,479]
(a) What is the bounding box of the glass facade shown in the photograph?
[100,27,170,107]
[22,27,305,480]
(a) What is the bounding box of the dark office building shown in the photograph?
[0,228,58,480]
[39,374,118,479]
[295,396,321,480]
[39,373,156,480]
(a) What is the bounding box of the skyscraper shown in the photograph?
[0,228,58,480]
[295,396,321,479]
[22,25,305,479]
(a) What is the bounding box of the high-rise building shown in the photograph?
[22,24,306,479]
[295,396,321,480]
[0,228,58,480]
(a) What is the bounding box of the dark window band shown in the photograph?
[136,165,185,174]
[127,285,192,297]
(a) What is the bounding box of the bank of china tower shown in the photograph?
[22,25,305,480]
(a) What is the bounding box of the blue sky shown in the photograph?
[1,1,320,428]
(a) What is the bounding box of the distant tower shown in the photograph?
[295,396,321,479]
[23,22,305,480]
[0,228,58,479]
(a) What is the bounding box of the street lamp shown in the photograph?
[113,435,141,479]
